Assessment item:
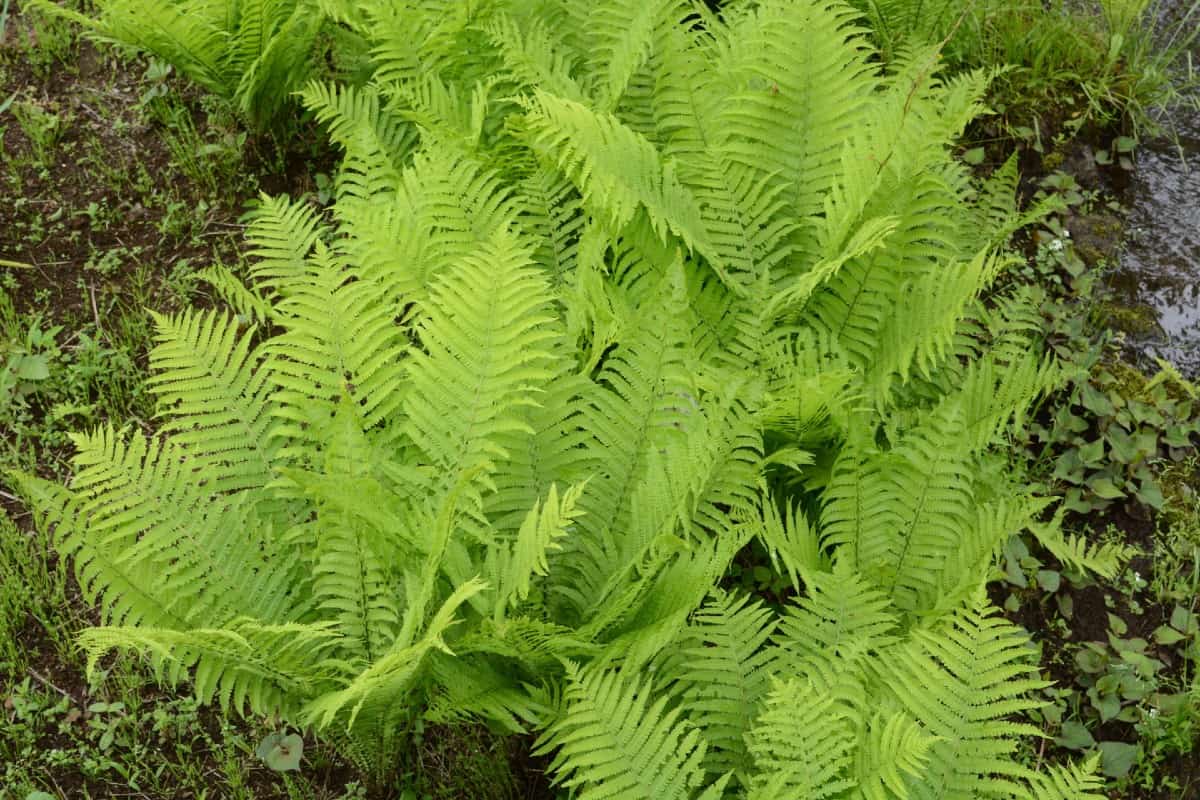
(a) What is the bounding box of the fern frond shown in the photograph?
[489,482,586,623]
[483,12,587,101]
[881,596,1048,800]
[146,309,277,492]
[744,677,857,800]
[77,620,341,718]
[424,652,551,733]
[402,230,559,496]
[520,92,727,285]
[195,264,276,326]
[242,193,328,301]
[750,496,827,590]
[856,710,939,800]
[65,427,301,628]
[711,0,875,264]
[302,577,486,729]
[773,563,899,668]
[664,590,778,782]
[535,662,708,800]
[268,245,409,450]
[1025,755,1107,800]
[1028,510,1135,580]
[300,81,417,170]
[582,0,692,111]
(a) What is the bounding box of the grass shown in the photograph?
[861,0,1200,144]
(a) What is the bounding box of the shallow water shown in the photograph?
[1106,5,1200,374]
[1109,100,1200,373]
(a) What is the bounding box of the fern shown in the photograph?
[31,0,323,129]
[535,662,709,800]
[14,0,1105,793]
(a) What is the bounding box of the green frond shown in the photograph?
[744,677,857,800]
[750,496,827,591]
[33,0,322,129]
[65,427,302,628]
[195,264,276,326]
[580,0,693,111]
[268,245,409,450]
[77,620,341,718]
[956,349,1062,454]
[335,146,523,313]
[819,432,895,577]
[517,166,587,287]
[231,0,321,126]
[664,590,778,782]
[1027,510,1136,580]
[9,470,187,630]
[310,506,398,664]
[554,267,698,616]
[535,662,708,800]
[301,577,486,730]
[880,597,1048,800]
[773,563,899,668]
[823,401,977,612]
[393,74,491,158]
[1025,755,1107,800]
[402,230,559,496]
[520,91,727,285]
[28,0,232,98]
[882,401,976,612]
[242,193,329,301]
[300,81,417,170]
[483,12,587,101]
[584,533,745,671]
[710,0,875,263]
[424,652,551,733]
[488,482,586,623]
[868,251,1006,399]
[855,710,939,800]
[146,309,277,493]
[482,343,592,534]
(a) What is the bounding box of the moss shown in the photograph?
[1156,459,1199,526]
[1042,150,1066,171]
[1088,217,1122,240]
[1100,301,1160,337]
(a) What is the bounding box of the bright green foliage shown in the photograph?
[535,662,710,800]
[16,0,1111,793]
[29,0,323,129]
[546,580,1099,798]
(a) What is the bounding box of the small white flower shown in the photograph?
[1049,238,1065,252]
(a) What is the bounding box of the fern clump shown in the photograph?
[30,0,324,130]
[17,0,1119,795]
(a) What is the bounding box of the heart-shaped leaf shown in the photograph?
[1054,720,1094,751]
[257,732,304,772]
[1098,741,1138,778]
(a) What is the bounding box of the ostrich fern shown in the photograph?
[17,0,1117,793]
[29,0,324,130]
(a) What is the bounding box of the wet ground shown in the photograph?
[1107,4,1200,374]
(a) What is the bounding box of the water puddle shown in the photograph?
[1105,4,1200,374]
[1108,101,1200,374]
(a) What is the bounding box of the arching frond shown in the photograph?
[535,662,709,800]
